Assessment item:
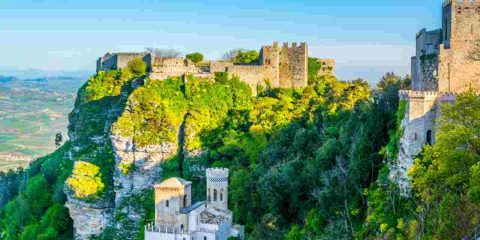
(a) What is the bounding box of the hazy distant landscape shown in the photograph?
[0,75,86,171]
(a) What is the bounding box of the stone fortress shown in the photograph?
[144,168,243,240]
[96,42,335,93]
[396,0,480,191]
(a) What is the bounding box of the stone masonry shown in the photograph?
[97,42,333,93]
[396,0,480,193]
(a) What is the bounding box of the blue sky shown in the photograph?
[0,0,442,82]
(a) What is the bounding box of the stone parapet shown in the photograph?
[399,90,439,100]
[206,168,229,179]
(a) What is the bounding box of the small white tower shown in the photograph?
[206,168,229,210]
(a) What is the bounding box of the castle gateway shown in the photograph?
[96,42,335,93]
[396,0,480,192]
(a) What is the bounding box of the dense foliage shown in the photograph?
[234,50,260,64]
[0,143,73,239]
[1,54,479,240]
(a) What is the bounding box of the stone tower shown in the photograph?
[153,177,192,227]
[438,0,480,92]
[260,42,281,87]
[206,168,229,210]
[398,0,480,193]
[278,42,308,88]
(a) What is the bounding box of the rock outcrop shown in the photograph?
[65,197,113,240]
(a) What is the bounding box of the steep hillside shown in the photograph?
[1,58,429,240]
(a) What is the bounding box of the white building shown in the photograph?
[145,168,244,240]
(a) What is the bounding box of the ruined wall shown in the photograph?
[97,53,150,72]
[210,61,234,73]
[96,42,310,94]
[438,0,480,92]
[317,59,335,76]
[149,58,200,80]
[411,28,442,91]
[226,65,265,90]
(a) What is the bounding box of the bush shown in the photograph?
[66,161,105,201]
[186,52,204,64]
[127,58,147,76]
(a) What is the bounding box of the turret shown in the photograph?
[206,168,229,210]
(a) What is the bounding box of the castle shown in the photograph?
[144,168,243,240]
[96,42,335,93]
[395,0,480,191]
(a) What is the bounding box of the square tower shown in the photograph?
[154,177,192,227]
[260,42,281,87]
[206,168,229,210]
[438,0,480,92]
[278,42,308,88]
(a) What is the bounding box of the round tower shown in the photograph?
[206,168,229,210]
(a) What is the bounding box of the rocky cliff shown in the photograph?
[62,69,251,239]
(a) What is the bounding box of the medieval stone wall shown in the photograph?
[317,59,335,77]
[438,0,480,92]
[226,65,265,90]
[278,42,307,88]
[260,43,280,87]
[395,90,439,193]
[96,42,322,94]
[149,57,200,81]
[97,53,150,72]
[398,0,480,193]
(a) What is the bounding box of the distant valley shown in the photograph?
[0,75,86,171]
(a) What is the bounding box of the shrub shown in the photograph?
[66,161,105,201]
[127,58,147,76]
[186,52,204,64]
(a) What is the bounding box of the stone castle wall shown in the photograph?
[438,0,480,92]
[398,0,480,193]
[317,59,335,77]
[226,65,265,90]
[149,57,200,81]
[97,53,150,72]
[260,44,280,87]
[279,42,308,88]
[96,42,330,94]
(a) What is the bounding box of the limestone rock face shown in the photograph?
[111,134,175,205]
[65,197,113,240]
[111,133,177,238]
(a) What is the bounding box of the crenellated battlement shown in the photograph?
[444,0,480,8]
[206,168,229,178]
[399,90,439,100]
[97,42,330,93]
[281,42,307,50]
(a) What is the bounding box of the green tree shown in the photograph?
[234,50,260,64]
[410,91,480,238]
[186,52,204,64]
[126,58,147,76]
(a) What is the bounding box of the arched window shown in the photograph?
[204,237,207,240]
[166,200,169,207]
[220,189,224,201]
[426,130,433,145]
[208,188,211,202]
[181,224,184,230]
[183,195,187,208]
[414,133,418,141]
[214,189,218,201]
